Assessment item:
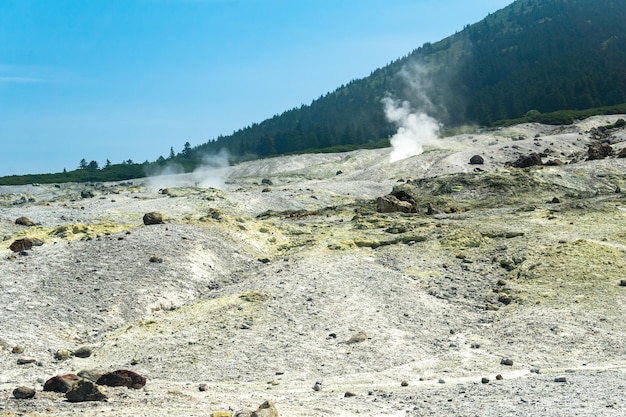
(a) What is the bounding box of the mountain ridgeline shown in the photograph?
[191,0,626,162]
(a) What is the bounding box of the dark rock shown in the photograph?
[554,377,567,383]
[587,143,613,160]
[15,216,35,226]
[481,377,489,384]
[509,152,542,168]
[149,256,164,263]
[143,212,164,225]
[73,346,93,358]
[97,369,146,389]
[81,191,95,199]
[251,400,279,417]
[544,159,564,166]
[344,391,357,397]
[313,382,322,391]
[261,187,272,193]
[401,380,409,387]
[66,379,108,402]
[496,374,503,380]
[618,148,626,158]
[376,195,416,213]
[44,374,81,393]
[199,383,208,392]
[16,357,37,365]
[336,170,343,175]
[469,155,484,165]
[9,237,43,252]
[619,279,626,287]
[500,358,514,366]
[261,178,273,186]
[13,386,36,399]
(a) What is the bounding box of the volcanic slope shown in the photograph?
[0,115,625,416]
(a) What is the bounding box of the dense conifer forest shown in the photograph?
[2,0,625,184]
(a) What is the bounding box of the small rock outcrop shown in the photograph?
[44,374,81,393]
[508,152,542,168]
[376,195,416,213]
[143,212,164,225]
[66,380,108,402]
[587,143,613,160]
[96,369,146,389]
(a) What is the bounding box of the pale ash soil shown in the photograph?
[0,116,625,416]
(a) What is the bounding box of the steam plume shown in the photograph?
[145,149,231,190]
[383,97,440,163]
[383,59,446,163]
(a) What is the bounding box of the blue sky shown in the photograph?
[0,0,512,176]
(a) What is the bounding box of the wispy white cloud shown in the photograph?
[0,76,47,83]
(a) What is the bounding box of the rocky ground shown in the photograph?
[1,116,625,416]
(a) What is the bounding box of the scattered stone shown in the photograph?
[258,258,271,264]
[469,155,484,165]
[13,386,36,399]
[485,303,499,311]
[619,279,626,287]
[496,374,503,380]
[73,346,93,358]
[77,370,105,382]
[199,383,208,392]
[143,212,165,225]
[344,391,357,397]
[81,191,95,199]
[500,358,514,366]
[149,256,164,263]
[44,374,81,393]
[9,237,43,252]
[313,381,322,391]
[17,357,37,365]
[54,349,71,360]
[261,178,273,186]
[261,187,272,193]
[554,377,567,383]
[376,195,416,213]
[12,345,24,354]
[234,412,253,417]
[15,216,35,226]
[66,379,108,402]
[508,152,542,168]
[345,331,368,344]
[481,377,490,384]
[530,368,541,374]
[438,379,446,384]
[211,412,232,417]
[618,148,626,158]
[401,380,409,387]
[97,369,146,389]
[550,197,561,204]
[336,170,343,175]
[251,400,279,417]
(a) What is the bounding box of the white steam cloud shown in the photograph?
[383,97,440,163]
[383,61,444,163]
[145,148,231,190]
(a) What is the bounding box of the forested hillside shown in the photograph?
[193,0,626,160]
